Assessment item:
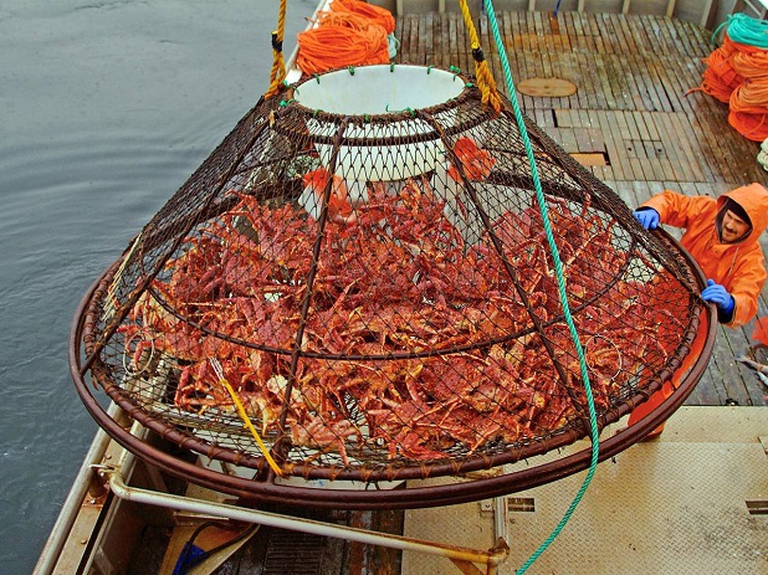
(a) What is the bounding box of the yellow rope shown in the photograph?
[210,358,284,477]
[456,0,502,112]
[265,0,288,98]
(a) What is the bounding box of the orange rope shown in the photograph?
[704,48,744,90]
[329,0,395,35]
[698,37,744,101]
[730,79,768,111]
[729,109,768,142]
[296,12,389,75]
[697,33,768,141]
[701,67,740,103]
[265,0,288,98]
[455,0,501,112]
[732,50,768,79]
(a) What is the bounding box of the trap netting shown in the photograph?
[74,64,710,505]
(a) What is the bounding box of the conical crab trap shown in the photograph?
[72,64,714,509]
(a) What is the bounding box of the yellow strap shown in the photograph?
[265,0,288,98]
[456,0,502,112]
[210,359,284,477]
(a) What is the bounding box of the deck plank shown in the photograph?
[394,10,768,407]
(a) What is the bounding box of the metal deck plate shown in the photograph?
[403,407,768,574]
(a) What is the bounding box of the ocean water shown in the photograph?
[0,1,314,572]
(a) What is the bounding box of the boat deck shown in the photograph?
[405,406,768,574]
[395,9,768,408]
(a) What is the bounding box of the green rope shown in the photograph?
[719,13,768,49]
[483,3,600,573]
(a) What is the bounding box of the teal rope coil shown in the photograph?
[713,13,768,48]
[482,2,601,573]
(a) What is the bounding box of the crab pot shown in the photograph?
[71,64,715,510]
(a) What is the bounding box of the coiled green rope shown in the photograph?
[481,2,601,573]
[712,13,768,49]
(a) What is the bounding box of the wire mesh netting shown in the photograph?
[75,65,708,501]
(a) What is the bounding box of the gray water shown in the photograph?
[0,2,314,572]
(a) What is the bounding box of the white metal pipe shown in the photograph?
[493,496,508,547]
[108,468,509,572]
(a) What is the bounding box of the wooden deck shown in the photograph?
[395,10,768,407]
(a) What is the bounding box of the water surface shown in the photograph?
[0,1,313,571]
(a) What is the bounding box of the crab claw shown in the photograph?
[301,167,357,224]
[446,136,495,182]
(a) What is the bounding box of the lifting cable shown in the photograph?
[265,0,288,98]
[480,2,601,572]
[457,0,502,111]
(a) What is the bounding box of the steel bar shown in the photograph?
[106,462,509,574]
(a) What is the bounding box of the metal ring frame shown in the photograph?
[71,229,716,510]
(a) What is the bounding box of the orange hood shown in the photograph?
[716,183,768,245]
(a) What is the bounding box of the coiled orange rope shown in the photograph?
[732,50,768,79]
[730,79,768,111]
[296,11,390,75]
[329,0,395,35]
[695,33,768,141]
[729,109,768,142]
[698,36,745,102]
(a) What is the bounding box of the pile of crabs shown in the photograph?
[121,170,686,465]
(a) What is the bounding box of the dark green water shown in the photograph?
[0,2,313,571]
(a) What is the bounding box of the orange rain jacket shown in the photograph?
[641,182,768,328]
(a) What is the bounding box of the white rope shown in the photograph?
[759,137,768,171]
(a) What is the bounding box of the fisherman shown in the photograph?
[633,182,768,328]
[629,182,768,438]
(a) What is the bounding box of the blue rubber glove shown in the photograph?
[633,208,660,230]
[701,279,735,314]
